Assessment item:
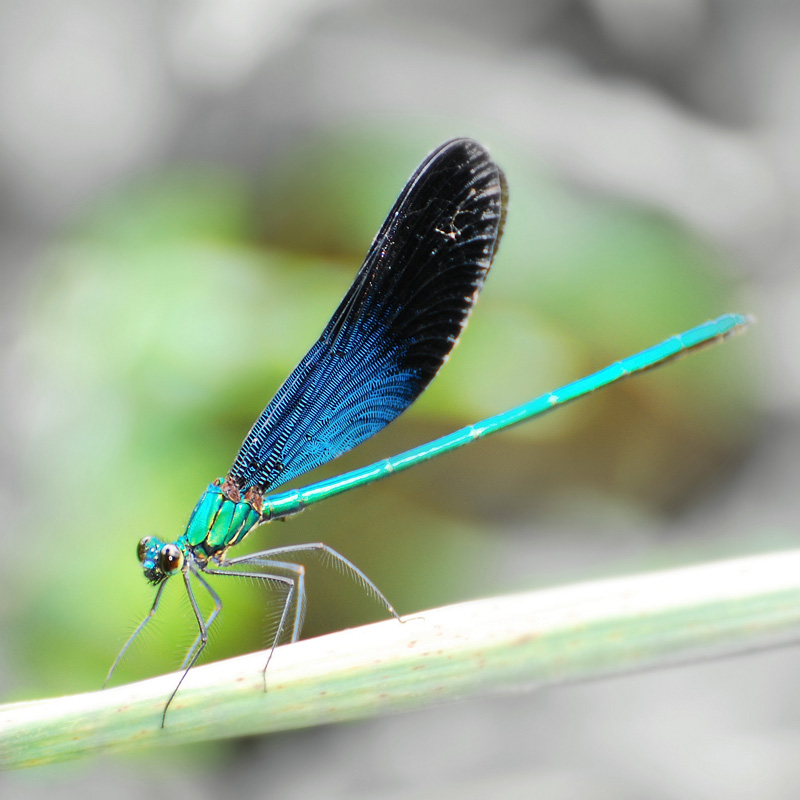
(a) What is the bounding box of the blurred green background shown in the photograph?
[8,125,754,699]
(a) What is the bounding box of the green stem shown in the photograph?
[3,548,800,769]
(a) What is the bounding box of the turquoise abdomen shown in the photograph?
[184,481,261,554]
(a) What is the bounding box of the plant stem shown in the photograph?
[3,548,800,769]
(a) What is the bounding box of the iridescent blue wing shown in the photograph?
[227,138,507,493]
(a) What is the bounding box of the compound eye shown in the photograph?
[158,543,184,575]
[137,536,152,564]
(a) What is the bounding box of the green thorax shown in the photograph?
[182,479,262,558]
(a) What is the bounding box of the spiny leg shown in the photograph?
[226,542,401,623]
[160,568,216,727]
[179,570,223,671]
[212,555,309,642]
[104,579,168,688]
[203,563,298,690]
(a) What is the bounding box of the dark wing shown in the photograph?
[227,138,507,493]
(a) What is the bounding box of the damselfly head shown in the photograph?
[137,535,184,584]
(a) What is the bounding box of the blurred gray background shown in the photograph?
[1,1,799,798]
